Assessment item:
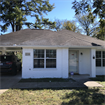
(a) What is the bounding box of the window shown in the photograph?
[103,51,105,66]
[96,51,105,67]
[33,49,44,68]
[96,51,101,67]
[46,50,56,68]
[33,49,56,68]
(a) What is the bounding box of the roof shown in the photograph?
[0,29,105,48]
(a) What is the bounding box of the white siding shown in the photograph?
[22,48,104,78]
[22,48,68,78]
[96,67,105,75]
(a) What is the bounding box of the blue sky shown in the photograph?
[42,0,75,20]
[1,0,76,34]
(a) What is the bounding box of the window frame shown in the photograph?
[96,51,105,67]
[33,49,57,69]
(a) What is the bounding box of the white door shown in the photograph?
[69,51,78,73]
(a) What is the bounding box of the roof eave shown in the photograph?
[0,45,104,49]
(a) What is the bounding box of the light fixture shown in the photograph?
[93,56,95,59]
[81,52,83,55]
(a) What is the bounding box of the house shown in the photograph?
[0,29,105,78]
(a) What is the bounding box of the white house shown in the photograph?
[0,29,105,78]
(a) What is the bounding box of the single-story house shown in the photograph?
[0,29,105,78]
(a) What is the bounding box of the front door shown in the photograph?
[69,50,78,74]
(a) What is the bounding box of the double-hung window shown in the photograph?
[33,49,56,68]
[46,50,56,68]
[33,49,44,68]
[96,51,105,67]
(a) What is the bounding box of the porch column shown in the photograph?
[90,49,96,77]
[2,47,6,55]
[2,50,6,55]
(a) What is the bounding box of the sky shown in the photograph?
[45,0,75,20]
[1,0,76,34]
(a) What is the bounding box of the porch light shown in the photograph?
[81,52,83,55]
[93,56,95,59]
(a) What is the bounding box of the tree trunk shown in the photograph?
[16,25,19,31]
[11,20,15,32]
[11,24,14,32]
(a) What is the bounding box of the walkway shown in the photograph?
[0,74,103,95]
[12,75,103,89]
[0,71,21,95]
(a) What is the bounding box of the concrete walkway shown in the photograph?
[12,81,86,89]
[0,89,8,95]
[0,74,104,95]
[12,75,103,89]
[84,81,103,87]
[0,71,21,95]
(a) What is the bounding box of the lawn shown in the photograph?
[0,88,105,105]
[0,76,105,105]
[90,75,105,88]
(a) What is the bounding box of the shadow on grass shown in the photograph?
[1,88,105,105]
[61,88,105,105]
[90,75,105,81]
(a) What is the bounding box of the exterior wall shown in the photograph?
[96,50,105,75]
[22,48,68,78]
[22,47,104,78]
[96,67,105,75]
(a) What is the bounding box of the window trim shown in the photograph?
[33,49,57,69]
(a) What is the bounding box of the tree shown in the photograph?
[75,15,99,36]
[62,20,81,33]
[93,26,105,40]
[72,0,105,40]
[72,0,95,21]
[54,19,63,31]
[0,0,26,32]
[93,0,105,27]
[93,0,105,40]
[0,0,55,32]
[27,18,56,30]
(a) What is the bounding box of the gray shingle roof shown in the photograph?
[0,29,105,48]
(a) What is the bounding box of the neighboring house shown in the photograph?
[0,29,105,78]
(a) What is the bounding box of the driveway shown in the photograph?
[0,71,21,89]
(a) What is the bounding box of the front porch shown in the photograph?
[68,49,96,78]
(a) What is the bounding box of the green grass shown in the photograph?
[19,78,75,82]
[0,88,105,105]
[0,76,105,105]
[90,75,105,92]
[90,75,105,81]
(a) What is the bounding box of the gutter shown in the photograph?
[0,45,104,49]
